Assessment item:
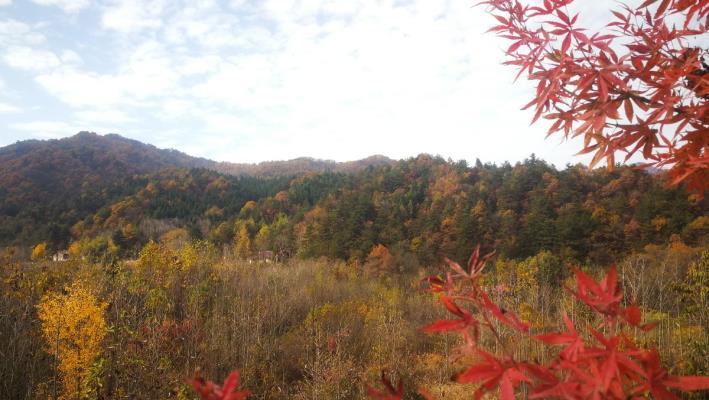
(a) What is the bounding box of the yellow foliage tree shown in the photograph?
[68,241,82,257]
[37,282,108,399]
[239,200,257,218]
[514,256,541,328]
[255,225,271,251]
[234,225,252,260]
[31,242,47,260]
[137,241,173,268]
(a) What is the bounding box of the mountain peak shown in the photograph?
[74,131,99,138]
[1,132,396,179]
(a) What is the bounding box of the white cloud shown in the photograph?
[36,69,120,108]
[10,121,78,139]
[31,0,90,13]
[75,109,134,124]
[60,49,82,64]
[158,99,193,118]
[0,102,20,113]
[36,41,179,107]
[183,0,507,163]
[162,1,278,51]
[4,0,653,167]
[174,55,222,76]
[0,0,12,7]
[192,55,282,109]
[3,46,61,71]
[201,112,246,133]
[101,0,166,33]
[0,19,46,46]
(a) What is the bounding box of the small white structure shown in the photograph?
[52,250,69,262]
[257,250,275,263]
[244,250,276,264]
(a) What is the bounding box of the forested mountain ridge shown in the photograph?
[214,154,707,266]
[0,132,395,178]
[0,132,224,246]
[0,131,214,172]
[0,133,392,247]
[1,133,706,265]
[33,154,707,268]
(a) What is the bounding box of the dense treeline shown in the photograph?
[288,154,704,265]
[0,166,291,252]
[50,154,706,268]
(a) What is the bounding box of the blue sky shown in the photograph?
[0,0,654,166]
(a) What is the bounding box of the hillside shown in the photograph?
[0,132,394,180]
[0,133,391,247]
[1,133,706,263]
[0,131,214,172]
[57,155,709,267]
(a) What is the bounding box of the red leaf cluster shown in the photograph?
[188,370,251,400]
[421,245,529,341]
[480,0,708,194]
[403,246,709,399]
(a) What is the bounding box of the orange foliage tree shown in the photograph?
[480,0,708,192]
[364,244,396,276]
[31,242,47,261]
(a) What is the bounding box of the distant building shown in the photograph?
[52,250,69,262]
[257,250,274,263]
[243,250,276,264]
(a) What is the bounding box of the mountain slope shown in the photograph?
[73,155,706,266]
[0,132,394,180]
[0,132,196,246]
[0,132,392,247]
[0,131,213,173]
[2,133,705,265]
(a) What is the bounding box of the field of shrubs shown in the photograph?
[1,237,707,399]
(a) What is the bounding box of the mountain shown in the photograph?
[1,132,705,264]
[63,155,707,267]
[0,132,394,178]
[0,132,392,247]
[0,131,214,173]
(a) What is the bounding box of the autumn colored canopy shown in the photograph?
[481,0,708,193]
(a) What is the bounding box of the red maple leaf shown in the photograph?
[533,314,583,362]
[567,265,623,318]
[456,350,530,400]
[188,370,250,400]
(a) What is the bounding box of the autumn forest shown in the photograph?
[2,0,709,398]
[1,131,708,399]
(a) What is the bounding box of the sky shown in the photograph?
[0,0,653,166]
